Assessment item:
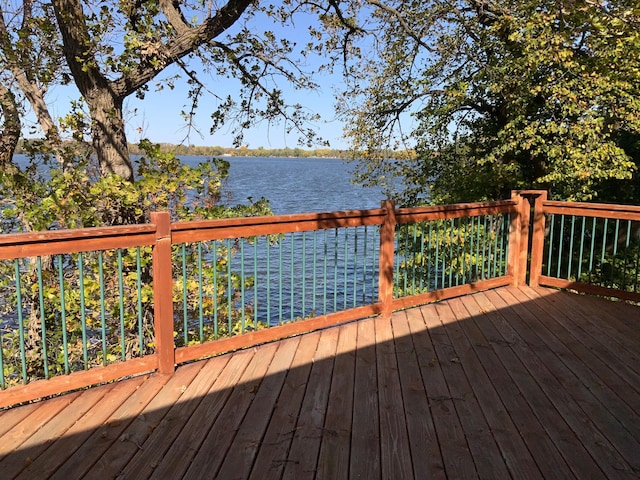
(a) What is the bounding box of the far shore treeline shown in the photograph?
[13,139,415,161]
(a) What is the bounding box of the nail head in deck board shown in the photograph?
[248,331,321,480]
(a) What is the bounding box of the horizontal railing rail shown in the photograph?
[1,191,637,407]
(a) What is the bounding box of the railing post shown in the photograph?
[510,191,530,286]
[528,190,548,287]
[509,190,548,287]
[151,211,175,374]
[379,200,396,319]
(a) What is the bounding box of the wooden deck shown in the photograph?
[1,286,639,479]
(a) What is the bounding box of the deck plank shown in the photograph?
[2,383,117,479]
[281,327,339,480]
[375,313,414,479]
[1,286,639,480]
[315,320,357,480]
[407,305,478,479]
[471,290,638,478]
[458,293,581,480]
[247,331,320,480]
[433,301,513,479]
[214,336,301,480]
[447,296,544,479]
[390,311,445,479]
[349,317,381,480]
[84,361,205,479]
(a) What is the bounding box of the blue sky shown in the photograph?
[38,9,350,151]
[122,64,347,150]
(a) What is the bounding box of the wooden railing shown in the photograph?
[1,191,638,407]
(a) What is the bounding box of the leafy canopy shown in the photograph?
[339,0,640,204]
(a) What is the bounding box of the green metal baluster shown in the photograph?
[371,227,378,298]
[547,215,555,277]
[57,255,69,373]
[198,242,205,341]
[611,219,620,286]
[14,260,27,383]
[481,216,488,280]
[556,216,565,278]
[240,239,245,333]
[98,252,107,365]
[266,239,271,326]
[302,232,307,316]
[468,217,475,282]
[492,215,500,278]
[279,236,283,324]
[433,221,440,290]
[323,229,328,314]
[601,219,609,287]
[36,257,49,378]
[313,231,318,313]
[136,248,143,355]
[476,217,482,281]
[587,218,597,284]
[577,217,586,281]
[353,227,359,307]
[254,238,258,330]
[78,253,88,368]
[622,220,632,290]
[333,228,339,312]
[343,229,349,309]
[213,240,219,339]
[227,238,233,333]
[290,233,295,321]
[363,226,369,303]
[448,218,454,287]
[567,216,576,279]
[634,222,640,293]
[181,244,188,344]
[117,250,126,361]
[498,215,506,276]
[417,223,425,291]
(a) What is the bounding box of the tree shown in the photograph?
[338,0,640,204]
[1,0,358,184]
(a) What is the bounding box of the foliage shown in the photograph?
[338,0,640,204]
[0,141,272,387]
[394,215,510,296]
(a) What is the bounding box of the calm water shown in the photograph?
[197,156,385,214]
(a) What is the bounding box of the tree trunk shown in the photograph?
[86,88,134,181]
[0,83,21,165]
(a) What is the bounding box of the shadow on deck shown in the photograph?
[1,286,639,479]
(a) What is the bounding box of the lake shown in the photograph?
[186,156,386,215]
[12,154,385,215]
